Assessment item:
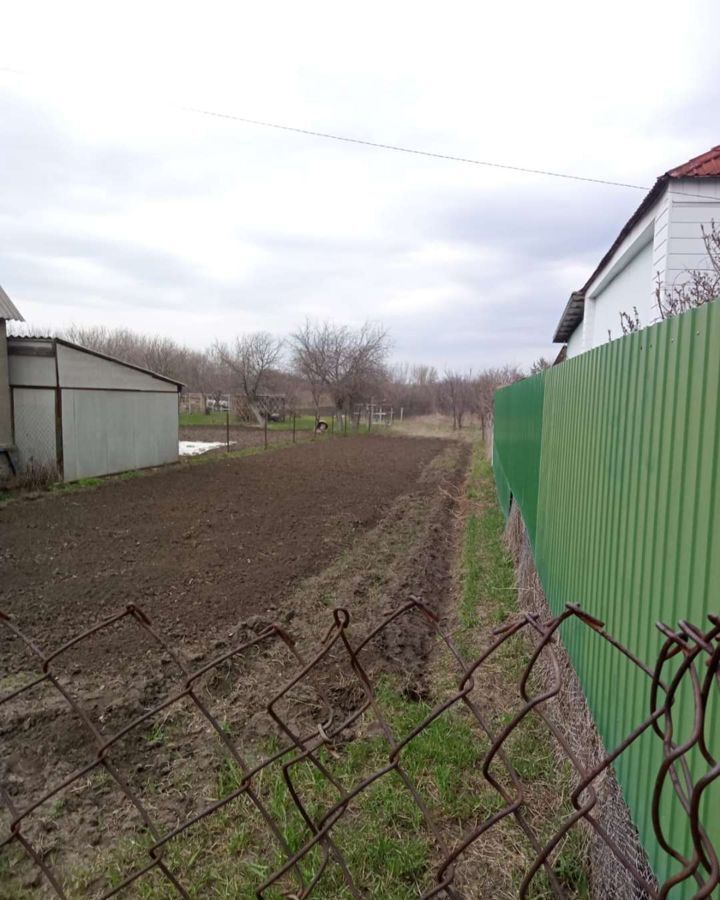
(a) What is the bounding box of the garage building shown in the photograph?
[7,335,182,481]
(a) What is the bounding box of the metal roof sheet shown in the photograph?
[0,285,24,321]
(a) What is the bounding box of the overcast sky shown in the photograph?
[2,1,719,370]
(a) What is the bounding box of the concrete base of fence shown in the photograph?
[504,502,657,900]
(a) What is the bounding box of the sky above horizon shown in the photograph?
[2,1,719,370]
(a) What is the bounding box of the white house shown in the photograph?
[554,145,720,357]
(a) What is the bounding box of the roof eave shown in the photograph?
[553,291,586,343]
[0,285,24,322]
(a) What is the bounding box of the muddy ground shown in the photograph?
[0,435,469,897]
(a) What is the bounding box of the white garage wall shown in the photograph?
[12,388,58,472]
[61,390,179,481]
[56,343,177,392]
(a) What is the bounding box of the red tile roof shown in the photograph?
[667,144,720,178]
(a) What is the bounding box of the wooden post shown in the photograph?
[226,405,230,452]
[264,414,268,449]
[367,403,372,432]
[292,413,296,443]
[344,412,348,436]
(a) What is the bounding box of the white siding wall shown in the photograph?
[12,388,57,472]
[663,179,720,294]
[61,390,179,481]
[588,240,654,346]
[8,351,57,387]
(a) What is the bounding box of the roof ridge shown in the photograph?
[666,144,720,178]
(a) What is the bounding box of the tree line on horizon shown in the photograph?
[12,319,551,427]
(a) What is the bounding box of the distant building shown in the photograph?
[1,286,183,483]
[554,145,720,357]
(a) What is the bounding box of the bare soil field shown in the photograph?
[0,434,593,899]
[0,435,451,658]
[0,433,475,898]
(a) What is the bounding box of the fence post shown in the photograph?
[344,413,348,436]
[367,404,372,432]
[292,413,296,444]
[264,415,268,450]
[226,405,230,452]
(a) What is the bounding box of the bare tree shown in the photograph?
[439,369,472,430]
[529,356,552,374]
[470,366,523,441]
[383,362,439,417]
[289,320,331,419]
[214,332,284,404]
[289,320,390,422]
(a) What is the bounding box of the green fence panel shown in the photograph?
[492,372,545,545]
[494,302,720,891]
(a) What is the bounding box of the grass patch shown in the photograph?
[453,439,590,897]
[179,411,240,426]
[459,443,516,636]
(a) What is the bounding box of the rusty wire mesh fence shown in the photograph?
[1,599,718,898]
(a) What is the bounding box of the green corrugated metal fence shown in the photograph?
[493,371,545,546]
[493,302,720,892]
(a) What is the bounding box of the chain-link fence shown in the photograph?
[2,599,718,898]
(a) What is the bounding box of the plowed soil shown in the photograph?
[0,435,449,664]
[0,433,471,897]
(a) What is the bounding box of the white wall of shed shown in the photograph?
[56,342,177,391]
[8,348,57,387]
[0,322,12,445]
[12,388,58,472]
[61,390,179,481]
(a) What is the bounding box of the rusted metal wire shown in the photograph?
[1,600,718,897]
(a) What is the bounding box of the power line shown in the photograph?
[182,106,651,192]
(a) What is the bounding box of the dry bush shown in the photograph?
[3,460,59,492]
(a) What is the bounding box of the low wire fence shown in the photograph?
[1,598,718,898]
